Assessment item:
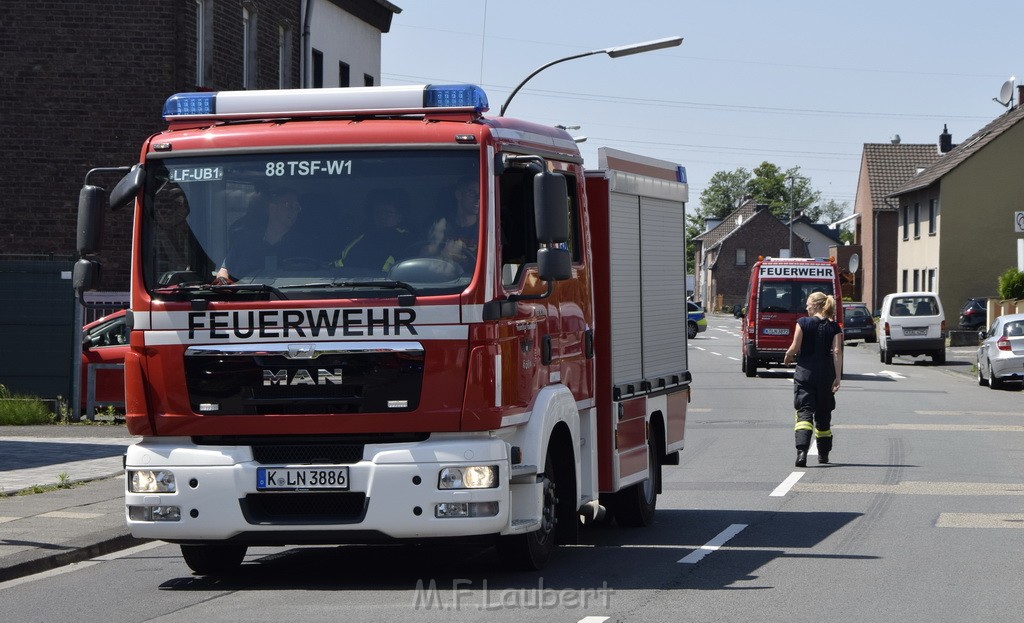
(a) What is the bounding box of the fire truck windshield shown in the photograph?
[141,150,479,300]
[759,281,835,313]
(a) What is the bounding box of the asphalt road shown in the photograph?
[2,315,1022,623]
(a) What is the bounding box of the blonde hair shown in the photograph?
[808,291,836,320]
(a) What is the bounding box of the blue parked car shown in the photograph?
[687,301,707,339]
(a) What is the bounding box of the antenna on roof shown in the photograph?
[993,76,1015,108]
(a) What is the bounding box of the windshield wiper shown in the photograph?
[153,282,286,300]
[281,279,418,304]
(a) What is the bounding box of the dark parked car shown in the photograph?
[958,297,989,331]
[841,302,876,343]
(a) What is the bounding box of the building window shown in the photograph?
[311,49,323,88]
[902,270,908,291]
[195,0,212,87]
[928,199,937,235]
[364,73,374,87]
[913,269,919,291]
[278,25,292,88]
[735,248,746,266]
[902,205,908,240]
[242,7,258,89]
[339,61,350,88]
[928,268,936,291]
[913,203,920,239]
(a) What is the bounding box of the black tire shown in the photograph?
[687,321,697,339]
[496,443,575,571]
[180,543,247,575]
[933,349,946,365]
[883,348,893,365]
[609,434,660,528]
[745,356,757,378]
[978,361,989,386]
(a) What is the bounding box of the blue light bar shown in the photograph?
[424,84,489,111]
[162,92,216,119]
[161,84,490,121]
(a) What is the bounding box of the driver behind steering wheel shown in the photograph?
[214,188,304,283]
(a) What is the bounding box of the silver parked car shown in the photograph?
[976,313,1024,389]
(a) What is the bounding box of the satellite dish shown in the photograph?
[994,76,1015,107]
[848,253,860,275]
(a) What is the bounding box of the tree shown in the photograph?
[698,168,750,219]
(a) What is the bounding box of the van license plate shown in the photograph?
[763,328,790,335]
[903,328,927,336]
[257,467,349,490]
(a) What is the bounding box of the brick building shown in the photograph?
[1,0,303,289]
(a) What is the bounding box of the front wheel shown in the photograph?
[978,362,989,386]
[687,321,698,339]
[180,543,247,575]
[496,444,574,571]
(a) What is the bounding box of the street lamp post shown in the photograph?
[498,36,683,117]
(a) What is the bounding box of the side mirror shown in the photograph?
[537,247,571,282]
[109,164,145,211]
[76,185,106,255]
[533,171,569,244]
[73,258,101,295]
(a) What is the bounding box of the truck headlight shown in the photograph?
[438,465,498,490]
[129,469,177,493]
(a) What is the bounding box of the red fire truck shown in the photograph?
[73,85,691,574]
[739,256,844,377]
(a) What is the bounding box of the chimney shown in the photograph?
[1018,84,1024,108]
[704,218,722,232]
[939,124,953,153]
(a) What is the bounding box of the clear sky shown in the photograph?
[380,0,1023,218]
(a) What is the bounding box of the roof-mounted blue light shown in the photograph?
[162,92,216,120]
[161,84,490,121]
[424,84,489,112]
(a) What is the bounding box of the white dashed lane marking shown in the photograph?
[678,523,748,564]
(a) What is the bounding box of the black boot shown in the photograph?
[795,450,807,467]
[818,452,830,464]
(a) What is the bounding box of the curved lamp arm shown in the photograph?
[498,36,682,117]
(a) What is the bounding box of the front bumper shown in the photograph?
[125,436,511,543]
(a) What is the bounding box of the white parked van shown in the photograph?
[878,292,946,365]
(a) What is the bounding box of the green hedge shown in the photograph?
[997,268,1024,301]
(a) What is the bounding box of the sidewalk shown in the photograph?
[0,424,144,583]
